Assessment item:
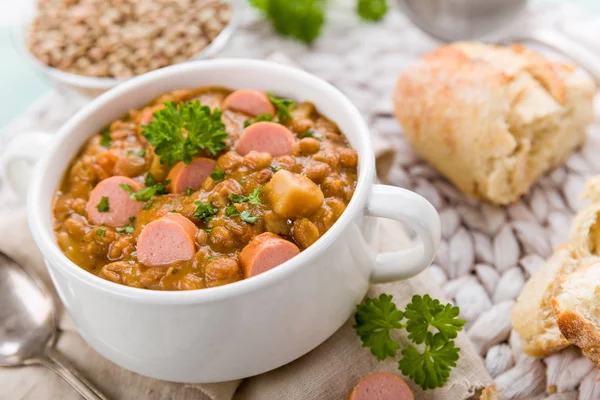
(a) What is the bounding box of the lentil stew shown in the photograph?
[53,87,358,290]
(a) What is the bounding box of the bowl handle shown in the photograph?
[366,184,441,283]
[1,132,53,199]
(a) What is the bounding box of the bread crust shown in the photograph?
[553,297,600,367]
[394,42,595,205]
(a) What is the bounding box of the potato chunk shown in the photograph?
[264,170,324,219]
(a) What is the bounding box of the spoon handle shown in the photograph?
[37,347,108,400]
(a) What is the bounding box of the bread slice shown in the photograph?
[553,261,600,367]
[394,42,595,204]
[513,176,600,358]
[512,246,577,356]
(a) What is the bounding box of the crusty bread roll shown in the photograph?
[394,42,595,205]
[513,175,600,360]
[553,262,600,367]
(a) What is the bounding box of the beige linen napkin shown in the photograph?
[0,141,493,400]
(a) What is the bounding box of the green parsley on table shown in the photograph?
[357,0,388,21]
[96,196,110,212]
[354,294,465,390]
[119,182,166,202]
[99,128,111,148]
[301,129,323,139]
[95,229,106,237]
[249,0,388,44]
[141,100,228,165]
[240,210,260,224]
[267,92,295,123]
[194,200,218,222]
[210,165,225,183]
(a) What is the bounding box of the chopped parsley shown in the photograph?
[119,182,166,202]
[143,200,154,210]
[240,177,247,184]
[141,100,228,165]
[96,196,110,212]
[228,187,262,205]
[270,161,281,172]
[210,166,225,183]
[240,210,260,224]
[145,173,157,187]
[99,128,111,148]
[226,204,240,217]
[203,228,213,233]
[137,149,147,157]
[193,200,218,222]
[267,92,295,123]
[244,113,274,127]
[186,187,193,196]
[116,224,135,234]
[95,228,106,237]
[301,129,323,139]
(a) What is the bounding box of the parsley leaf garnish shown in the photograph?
[145,173,157,187]
[96,196,110,212]
[244,113,274,128]
[301,129,323,139]
[186,187,193,196]
[116,224,135,234]
[240,210,259,224]
[226,204,240,217]
[194,200,218,222]
[357,0,388,22]
[354,294,464,390]
[210,166,225,183]
[119,183,166,202]
[267,92,295,123]
[141,100,227,165]
[250,0,325,44]
[354,294,404,361]
[99,128,111,148]
[96,229,106,237]
[399,333,460,390]
[270,161,281,172]
[143,200,154,210]
[246,187,262,205]
[227,187,262,205]
[404,295,464,344]
[137,149,146,157]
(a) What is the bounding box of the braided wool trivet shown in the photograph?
[2,3,600,398]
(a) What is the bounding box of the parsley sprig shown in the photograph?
[194,200,218,222]
[228,187,262,205]
[250,0,388,44]
[119,182,167,202]
[244,113,274,128]
[354,294,465,390]
[267,92,294,123]
[141,101,227,165]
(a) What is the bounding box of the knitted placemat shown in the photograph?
[2,2,600,398]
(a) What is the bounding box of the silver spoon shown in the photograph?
[0,251,107,399]
[398,0,600,83]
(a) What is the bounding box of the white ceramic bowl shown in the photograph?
[4,59,441,383]
[11,0,241,97]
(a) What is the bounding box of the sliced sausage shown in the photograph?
[223,89,275,117]
[137,214,198,267]
[167,157,216,194]
[239,232,300,278]
[236,122,295,157]
[348,373,414,400]
[139,104,165,125]
[263,169,324,219]
[86,176,144,227]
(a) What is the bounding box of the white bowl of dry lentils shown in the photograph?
[15,0,238,96]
